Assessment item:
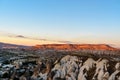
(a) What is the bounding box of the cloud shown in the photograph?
[13,35,47,41]
[8,34,29,39]
[9,34,75,44]
[35,38,47,41]
[57,40,76,44]
[0,31,76,44]
[16,35,27,38]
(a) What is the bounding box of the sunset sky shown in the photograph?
[0,0,120,47]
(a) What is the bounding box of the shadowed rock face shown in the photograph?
[32,44,118,51]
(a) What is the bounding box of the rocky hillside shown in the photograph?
[1,54,120,80]
[32,44,118,51]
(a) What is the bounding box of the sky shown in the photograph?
[0,0,120,47]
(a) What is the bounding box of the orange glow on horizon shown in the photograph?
[0,36,120,48]
[0,36,62,46]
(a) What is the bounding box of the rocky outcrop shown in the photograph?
[1,55,120,80]
[32,44,118,51]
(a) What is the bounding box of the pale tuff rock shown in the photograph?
[78,58,96,80]
[40,55,120,80]
[93,59,109,80]
[30,55,120,80]
[109,62,120,80]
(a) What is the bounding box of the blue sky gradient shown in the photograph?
[0,0,120,47]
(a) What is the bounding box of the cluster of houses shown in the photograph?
[0,55,39,80]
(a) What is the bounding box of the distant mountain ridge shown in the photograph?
[0,42,119,50]
[0,42,29,49]
[32,44,118,51]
